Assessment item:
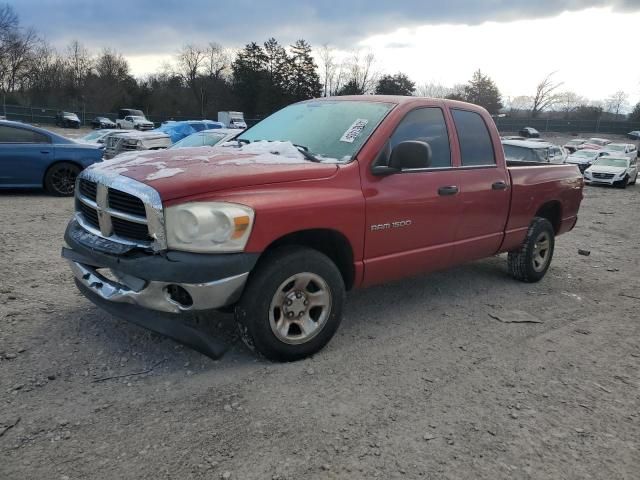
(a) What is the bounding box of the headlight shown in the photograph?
[165,202,254,253]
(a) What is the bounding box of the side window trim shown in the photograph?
[450,108,497,167]
[388,106,452,171]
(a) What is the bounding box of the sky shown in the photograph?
[13,0,640,107]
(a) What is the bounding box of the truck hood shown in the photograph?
[91,143,339,201]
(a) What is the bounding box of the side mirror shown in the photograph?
[371,141,432,176]
[390,140,432,170]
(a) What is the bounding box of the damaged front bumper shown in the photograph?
[62,219,259,356]
[63,220,258,313]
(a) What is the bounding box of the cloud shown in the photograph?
[13,0,640,56]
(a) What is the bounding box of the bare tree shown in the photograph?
[555,91,586,117]
[65,40,93,91]
[415,82,452,98]
[505,95,533,112]
[604,90,628,115]
[1,27,38,92]
[203,42,231,80]
[318,44,338,97]
[344,50,378,94]
[531,72,563,118]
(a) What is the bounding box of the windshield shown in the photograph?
[237,100,394,162]
[80,131,103,141]
[172,132,228,148]
[503,144,547,162]
[588,138,608,146]
[593,158,628,168]
[571,150,597,159]
[566,139,585,145]
[605,144,625,151]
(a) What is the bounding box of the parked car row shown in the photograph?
[501,134,638,188]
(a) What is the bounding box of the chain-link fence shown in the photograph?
[1,103,265,129]
[494,117,640,135]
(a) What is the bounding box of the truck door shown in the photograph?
[448,108,510,263]
[361,107,462,287]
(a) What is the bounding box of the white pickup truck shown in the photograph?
[115,109,155,131]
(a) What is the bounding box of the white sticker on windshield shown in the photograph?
[340,119,369,143]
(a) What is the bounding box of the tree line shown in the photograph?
[1,3,638,123]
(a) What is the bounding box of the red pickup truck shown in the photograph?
[62,96,583,361]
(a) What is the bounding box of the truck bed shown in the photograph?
[501,162,583,252]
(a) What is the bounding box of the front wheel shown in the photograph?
[235,246,345,362]
[44,162,80,196]
[508,217,555,283]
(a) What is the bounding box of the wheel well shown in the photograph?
[535,201,562,233]
[42,161,83,187]
[264,229,355,290]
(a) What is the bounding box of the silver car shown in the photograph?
[584,156,638,188]
[169,128,242,149]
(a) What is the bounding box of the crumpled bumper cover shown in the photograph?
[63,219,259,312]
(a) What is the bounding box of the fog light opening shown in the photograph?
[166,284,193,308]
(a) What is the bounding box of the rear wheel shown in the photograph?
[235,246,345,362]
[44,162,80,196]
[508,217,555,283]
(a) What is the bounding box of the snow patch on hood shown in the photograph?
[146,168,184,181]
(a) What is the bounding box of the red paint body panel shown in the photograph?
[98,96,583,289]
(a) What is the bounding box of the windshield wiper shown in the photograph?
[293,144,321,163]
[236,138,251,145]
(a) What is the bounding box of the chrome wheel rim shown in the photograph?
[269,272,332,345]
[51,167,77,195]
[532,231,551,272]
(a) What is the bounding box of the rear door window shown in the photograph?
[0,126,50,143]
[390,107,451,168]
[451,109,496,166]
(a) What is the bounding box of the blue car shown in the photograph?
[155,120,223,143]
[0,120,103,196]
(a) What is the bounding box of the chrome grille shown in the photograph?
[593,172,614,179]
[74,170,166,251]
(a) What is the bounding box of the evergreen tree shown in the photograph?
[232,42,268,114]
[261,38,290,111]
[335,79,364,96]
[375,73,415,96]
[629,102,640,123]
[461,70,503,114]
[288,39,321,101]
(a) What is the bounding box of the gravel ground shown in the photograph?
[1,142,639,479]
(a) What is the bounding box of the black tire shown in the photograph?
[615,175,629,189]
[508,217,555,283]
[235,246,345,362]
[44,162,80,196]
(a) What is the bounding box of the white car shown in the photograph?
[601,143,637,161]
[117,115,154,131]
[104,131,171,159]
[77,129,120,146]
[563,138,588,153]
[565,149,610,173]
[502,140,567,164]
[170,128,242,149]
[584,156,638,188]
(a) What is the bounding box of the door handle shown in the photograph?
[438,185,459,196]
[40,150,51,154]
[492,181,507,190]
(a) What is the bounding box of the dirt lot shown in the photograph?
[1,141,639,479]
